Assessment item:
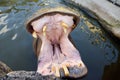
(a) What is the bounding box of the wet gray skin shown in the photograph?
[0,0,120,80]
[26,6,87,78]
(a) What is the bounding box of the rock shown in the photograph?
[1,71,63,80]
[109,0,120,6]
[64,0,120,39]
[0,61,12,78]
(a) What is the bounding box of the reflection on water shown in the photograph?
[0,0,40,71]
[71,11,120,80]
[79,14,119,64]
[0,0,120,80]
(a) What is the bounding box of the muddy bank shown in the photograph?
[64,0,120,39]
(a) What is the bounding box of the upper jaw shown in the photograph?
[31,13,75,39]
[25,6,80,36]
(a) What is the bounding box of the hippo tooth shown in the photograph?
[43,26,47,36]
[32,31,37,38]
[72,24,76,29]
[63,65,69,76]
[61,22,68,33]
[55,65,60,77]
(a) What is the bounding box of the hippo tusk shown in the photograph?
[32,31,37,38]
[62,64,69,76]
[61,22,68,33]
[43,25,47,36]
[55,67,60,77]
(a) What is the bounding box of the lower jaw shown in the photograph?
[36,36,82,77]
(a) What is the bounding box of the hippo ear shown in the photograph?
[32,31,38,38]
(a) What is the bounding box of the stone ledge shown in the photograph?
[109,0,120,6]
[1,71,63,80]
[0,61,12,78]
[64,0,120,39]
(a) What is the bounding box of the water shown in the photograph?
[0,0,120,80]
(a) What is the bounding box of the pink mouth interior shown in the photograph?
[31,13,82,76]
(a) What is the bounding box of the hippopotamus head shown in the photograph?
[25,5,87,79]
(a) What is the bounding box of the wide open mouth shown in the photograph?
[28,13,87,78]
[26,8,80,35]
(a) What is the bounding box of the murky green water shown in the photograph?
[0,0,120,80]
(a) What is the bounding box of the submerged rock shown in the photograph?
[1,71,63,80]
[0,61,12,78]
[64,0,120,39]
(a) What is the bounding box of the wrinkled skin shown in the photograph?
[31,13,87,78]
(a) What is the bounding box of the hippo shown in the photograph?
[25,4,87,79]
